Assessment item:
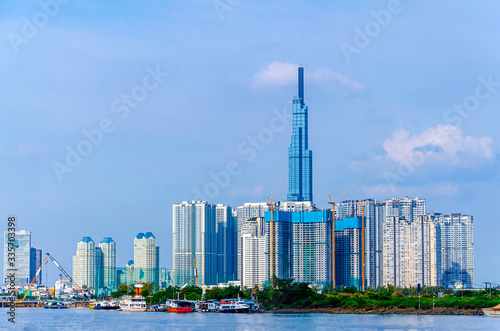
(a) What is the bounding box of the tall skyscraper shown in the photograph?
[173,201,217,286]
[99,237,117,291]
[264,210,293,280]
[4,230,31,286]
[287,66,313,203]
[382,216,438,288]
[236,202,269,281]
[215,204,237,283]
[126,260,134,285]
[335,218,362,289]
[241,217,267,289]
[30,247,42,285]
[95,247,104,293]
[292,210,332,288]
[133,232,159,285]
[436,213,474,288]
[72,237,96,289]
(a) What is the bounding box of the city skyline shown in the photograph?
[1,1,498,287]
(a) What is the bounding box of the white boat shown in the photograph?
[119,296,147,312]
[219,299,250,313]
[483,304,500,317]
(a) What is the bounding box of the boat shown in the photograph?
[101,300,120,310]
[219,299,250,313]
[43,301,69,309]
[166,300,194,313]
[483,304,500,317]
[89,301,100,310]
[119,296,147,312]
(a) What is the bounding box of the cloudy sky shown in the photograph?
[1,0,499,287]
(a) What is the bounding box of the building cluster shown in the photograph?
[171,198,474,290]
[2,67,475,293]
[170,67,474,291]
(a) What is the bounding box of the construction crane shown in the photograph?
[46,253,84,296]
[267,169,289,288]
[193,259,199,287]
[328,178,364,291]
[22,257,48,301]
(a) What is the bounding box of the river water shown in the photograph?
[5,308,498,330]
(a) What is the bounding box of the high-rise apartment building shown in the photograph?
[72,237,96,289]
[30,247,42,285]
[215,204,237,283]
[241,217,267,289]
[126,260,134,285]
[99,237,117,291]
[133,232,159,285]
[382,216,438,288]
[292,210,332,288]
[436,213,474,288]
[236,202,269,281]
[173,201,217,286]
[335,217,362,289]
[287,66,313,203]
[264,210,293,280]
[4,230,31,286]
[95,247,104,294]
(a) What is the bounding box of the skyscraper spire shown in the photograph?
[287,66,313,202]
[298,66,304,106]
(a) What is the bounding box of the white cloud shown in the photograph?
[383,124,496,168]
[250,61,365,93]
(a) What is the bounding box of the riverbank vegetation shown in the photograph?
[113,277,500,313]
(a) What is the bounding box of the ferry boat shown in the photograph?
[219,300,250,313]
[119,296,147,312]
[483,304,500,317]
[43,301,69,309]
[166,300,193,313]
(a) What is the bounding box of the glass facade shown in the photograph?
[288,66,313,202]
[4,230,31,286]
[133,232,159,285]
[30,247,42,285]
[99,237,117,291]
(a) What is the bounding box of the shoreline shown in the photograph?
[271,307,485,316]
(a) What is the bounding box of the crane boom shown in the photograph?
[46,253,83,293]
[22,257,47,301]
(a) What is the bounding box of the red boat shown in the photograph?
[167,306,193,313]
[166,300,194,313]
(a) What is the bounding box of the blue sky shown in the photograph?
[1,0,499,287]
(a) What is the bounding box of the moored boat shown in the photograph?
[166,300,194,313]
[119,296,147,312]
[219,300,250,313]
[43,301,69,309]
[483,304,500,317]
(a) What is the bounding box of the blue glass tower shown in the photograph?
[287,66,313,202]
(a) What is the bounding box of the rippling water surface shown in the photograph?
[6,307,499,330]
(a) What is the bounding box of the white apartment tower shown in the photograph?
[99,237,117,291]
[133,232,159,285]
[72,237,96,289]
[241,217,267,289]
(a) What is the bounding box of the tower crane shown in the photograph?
[267,169,289,288]
[328,178,364,290]
[22,257,48,301]
[46,252,84,296]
